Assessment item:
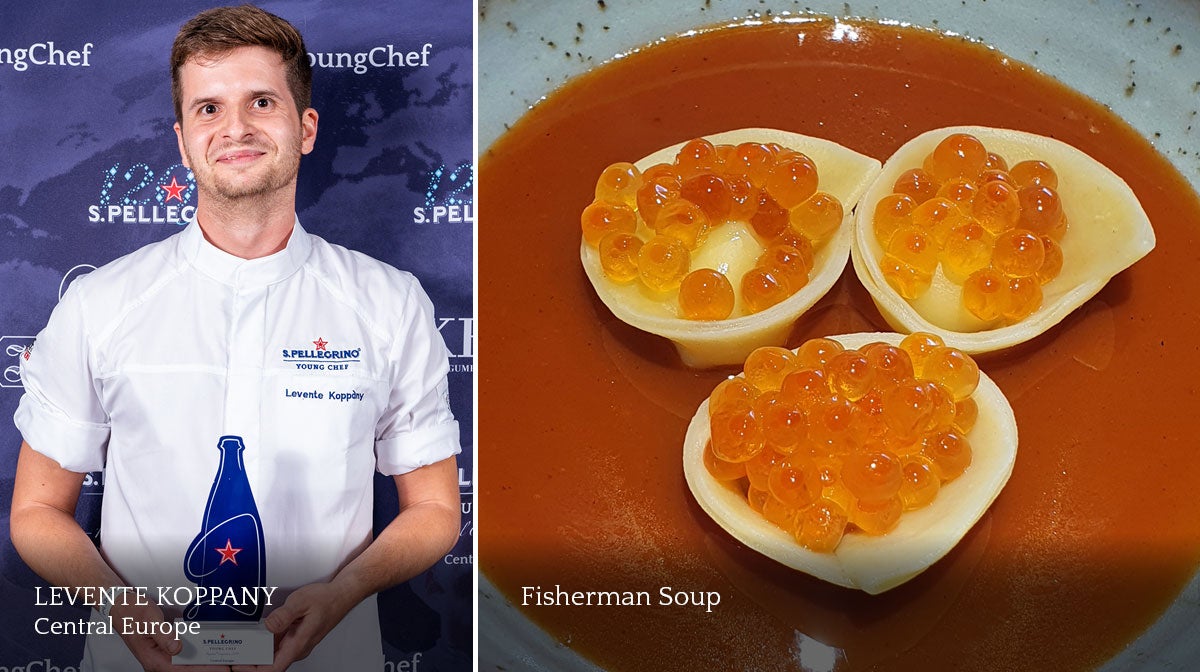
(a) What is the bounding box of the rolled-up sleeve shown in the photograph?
[13,282,109,472]
[373,278,460,475]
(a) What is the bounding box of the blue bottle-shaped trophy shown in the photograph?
[183,435,266,621]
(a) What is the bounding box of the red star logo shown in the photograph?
[160,176,187,203]
[215,539,242,565]
[313,337,328,351]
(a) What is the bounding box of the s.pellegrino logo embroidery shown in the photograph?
[183,435,265,621]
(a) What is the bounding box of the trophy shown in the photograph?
[173,435,273,665]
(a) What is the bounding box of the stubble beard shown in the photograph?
[189,135,303,204]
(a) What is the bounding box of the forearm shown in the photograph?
[328,457,460,608]
[10,442,125,599]
[11,502,123,592]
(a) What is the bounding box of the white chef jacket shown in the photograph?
[14,219,460,671]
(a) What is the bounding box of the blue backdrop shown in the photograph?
[0,1,474,669]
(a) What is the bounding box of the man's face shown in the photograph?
[173,45,317,203]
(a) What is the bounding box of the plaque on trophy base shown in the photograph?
[172,620,273,665]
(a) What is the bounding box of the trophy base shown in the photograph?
[172,619,274,666]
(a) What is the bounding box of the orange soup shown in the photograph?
[480,18,1200,672]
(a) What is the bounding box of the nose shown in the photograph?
[221,104,256,140]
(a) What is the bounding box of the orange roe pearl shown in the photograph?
[923,430,972,481]
[953,397,979,434]
[843,450,903,503]
[761,494,799,530]
[598,232,643,283]
[795,498,849,552]
[937,179,978,206]
[923,381,957,433]
[909,197,964,247]
[675,138,720,178]
[680,173,733,224]
[704,441,747,481]
[725,176,758,222]
[1017,185,1063,236]
[992,229,1045,278]
[940,221,992,283]
[765,154,819,208]
[1004,275,1043,322]
[710,408,764,463]
[863,342,915,389]
[640,163,679,184]
[774,228,816,261]
[1037,235,1064,284]
[637,235,690,292]
[882,381,935,442]
[731,142,775,187]
[794,337,845,369]
[768,457,820,509]
[972,180,1021,235]
[927,133,988,183]
[979,168,1013,185]
[899,331,945,376]
[581,200,637,246]
[962,267,1010,321]
[710,376,759,416]
[750,191,790,240]
[655,198,711,249]
[888,226,939,275]
[893,168,940,204]
[789,192,844,245]
[740,267,792,314]
[747,486,770,513]
[851,389,888,445]
[780,368,830,407]
[807,394,856,451]
[744,346,800,392]
[679,268,735,320]
[745,450,781,491]
[898,456,940,510]
[922,346,980,402]
[761,398,808,454]
[851,496,903,536]
[826,350,875,402]
[1010,159,1058,189]
[983,151,1009,172]
[757,243,812,292]
[881,254,933,299]
[636,174,681,228]
[595,162,642,206]
[873,193,916,246]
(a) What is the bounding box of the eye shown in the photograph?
[254,97,272,109]
[201,103,218,115]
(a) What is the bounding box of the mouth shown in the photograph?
[214,148,267,164]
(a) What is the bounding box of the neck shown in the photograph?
[193,187,296,259]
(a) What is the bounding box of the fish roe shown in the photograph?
[638,235,690,292]
[873,133,1069,324]
[581,201,637,246]
[679,268,735,321]
[583,136,849,319]
[595,162,642,206]
[790,192,844,245]
[598,232,643,283]
[709,334,980,550]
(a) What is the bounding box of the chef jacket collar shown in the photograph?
[180,216,312,288]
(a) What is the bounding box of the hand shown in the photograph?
[111,602,231,672]
[230,582,355,672]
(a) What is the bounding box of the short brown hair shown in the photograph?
[171,4,312,124]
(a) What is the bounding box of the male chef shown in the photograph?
[10,5,460,671]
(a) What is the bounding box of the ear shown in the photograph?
[174,122,190,169]
[300,108,318,155]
